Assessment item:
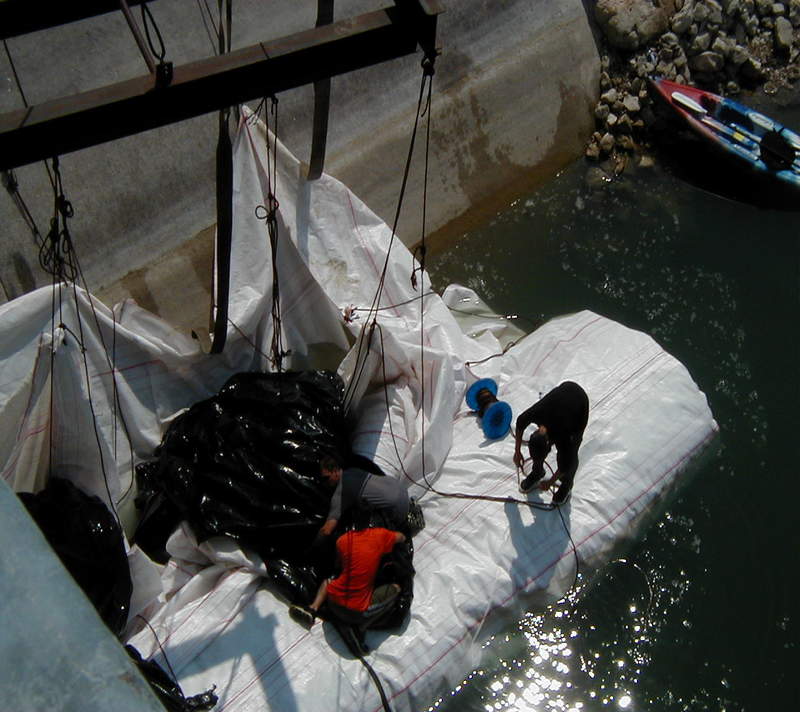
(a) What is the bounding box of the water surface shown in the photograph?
[426,99,800,711]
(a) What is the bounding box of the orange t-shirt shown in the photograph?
[326,528,397,611]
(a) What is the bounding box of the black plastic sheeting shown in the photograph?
[19,477,132,638]
[125,645,218,712]
[19,478,218,707]
[133,370,415,626]
[134,371,347,563]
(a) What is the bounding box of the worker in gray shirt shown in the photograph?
[316,455,409,540]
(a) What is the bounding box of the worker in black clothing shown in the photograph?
[513,381,589,503]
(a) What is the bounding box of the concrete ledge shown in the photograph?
[1,0,600,333]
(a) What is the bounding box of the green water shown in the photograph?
[426,101,800,711]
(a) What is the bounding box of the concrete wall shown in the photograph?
[0,0,600,332]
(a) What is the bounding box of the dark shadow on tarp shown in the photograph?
[142,595,299,712]
[503,497,573,608]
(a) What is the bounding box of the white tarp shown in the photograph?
[0,111,717,712]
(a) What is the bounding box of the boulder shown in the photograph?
[791,0,800,25]
[595,0,670,49]
[690,49,726,69]
[688,31,713,52]
[706,0,725,24]
[729,43,751,63]
[774,15,794,49]
[601,87,619,104]
[595,102,611,121]
[623,93,642,112]
[672,2,695,32]
[600,132,616,153]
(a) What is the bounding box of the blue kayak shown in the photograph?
[650,77,800,191]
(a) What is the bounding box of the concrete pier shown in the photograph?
[1,0,600,334]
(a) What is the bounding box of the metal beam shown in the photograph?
[0,0,155,40]
[0,1,441,171]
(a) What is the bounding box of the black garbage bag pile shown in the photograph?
[132,370,416,628]
[133,371,347,564]
[19,477,132,638]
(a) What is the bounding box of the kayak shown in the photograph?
[649,77,800,192]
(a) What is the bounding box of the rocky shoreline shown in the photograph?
[586,0,800,170]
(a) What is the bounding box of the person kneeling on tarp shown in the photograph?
[291,527,405,632]
[513,381,589,503]
[316,455,410,541]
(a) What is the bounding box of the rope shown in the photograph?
[140,2,172,87]
[136,615,180,685]
[39,158,137,518]
[255,95,289,372]
[342,58,436,414]
[140,2,167,62]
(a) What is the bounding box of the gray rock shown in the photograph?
[586,141,602,160]
[730,43,751,63]
[712,33,734,55]
[623,94,642,113]
[755,0,773,14]
[600,132,616,153]
[690,49,726,69]
[723,0,742,14]
[607,112,619,128]
[595,0,670,49]
[694,1,710,21]
[774,15,794,49]
[656,59,675,75]
[706,0,725,24]
[595,103,611,121]
[662,31,682,46]
[631,77,645,94]
[791,0,800,25]
[601,88,619,104]
[672,4,695,33]
[726,80,742,92]
[689,31,713,52]
[771,2,786,13]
